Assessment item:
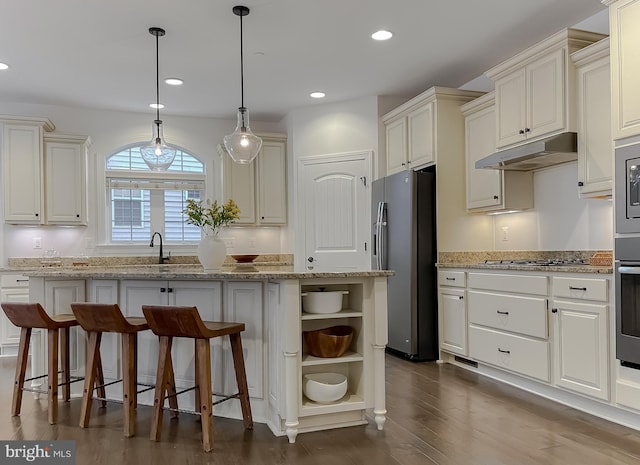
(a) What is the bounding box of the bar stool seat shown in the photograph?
[142,305,253,452]
[1,302,102,425]
[71,302,166,437]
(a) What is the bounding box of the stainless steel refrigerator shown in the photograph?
[371,167,438,361]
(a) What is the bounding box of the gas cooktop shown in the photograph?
[479,258,588,266]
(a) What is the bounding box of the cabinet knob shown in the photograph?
[76,214,80,218]
[401,162,406,166]
[551,308,558,313]
[160,287,166,293]
[35,213,39,217]
[519,129,525,135]
[524,128,530,133]
[307,257,314,263]
[493,195,499,200]
[458,296,463,300]
[578,181,584,187]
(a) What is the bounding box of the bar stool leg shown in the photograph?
[95,349,106,408]
[194,339,200,419]
[12,327,32,417]
[151,335,172,441]
[80,331,101,428]
[60,327,71,402]
[229,333,253,429]
[122,333,136,437]
[47,328,59,425]
[166,351,179,418]
[196,338,213,452]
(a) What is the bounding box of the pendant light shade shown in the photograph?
[223,5,262,164]
[141,27,176,171]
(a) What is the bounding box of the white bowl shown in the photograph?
[302,290,344,314]
[303,372,348,403]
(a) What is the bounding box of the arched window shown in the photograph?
[105,145,205,242]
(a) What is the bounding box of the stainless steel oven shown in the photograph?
[615,237,640,367]
[615,144,640,233]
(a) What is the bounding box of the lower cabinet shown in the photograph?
[0,274,29,356]
[438,270,467,356]
[551,276,609,401]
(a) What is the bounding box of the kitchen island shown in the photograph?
[21,265,392,443]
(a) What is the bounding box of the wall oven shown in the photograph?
[615,237,640,367]
[615,144,640,233]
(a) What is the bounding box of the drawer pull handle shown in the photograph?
[446,277,456,281]
[16,279,29,282]
[569,286,587,291]
[496,310,509,315]
[497,348,511,354]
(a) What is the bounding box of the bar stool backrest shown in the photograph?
[1,302,54,329]
[70,302,134,333]
[142,305,211,339]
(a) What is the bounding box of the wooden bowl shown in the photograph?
[231,254,259,263]
[303,325,354,358]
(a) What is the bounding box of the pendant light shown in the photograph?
[140,27,176,171]
[223,5,263,164]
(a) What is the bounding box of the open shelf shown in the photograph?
[299,393,365,417]
[301,309,362,320]
[301,351,363,366]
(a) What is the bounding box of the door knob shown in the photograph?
[307,257,314,263]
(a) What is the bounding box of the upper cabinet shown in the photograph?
[382,87,482,176]
[462,93,533,212]
[604,0,640,141]
[486,29,607,151]
[571,38,612,198]
[222,133,287,225]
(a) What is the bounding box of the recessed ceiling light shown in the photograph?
[371,30,393,41]
[165,78,183,86]
[310,91,326,99]
[150,103,165,109]
[0,62,9,70]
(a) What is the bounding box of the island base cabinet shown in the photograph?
[468,325,550,382]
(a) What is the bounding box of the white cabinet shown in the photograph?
[1,118,53,224]
[462,93,533,212]
[605,0,640,140]
[222,133,287,225]
[438,270,467,356]
[0,274,29,356]
[383,87,482,176]
[43,133,90,224]
[467,272,550,382]
[551,276,610,401]
[572,38,612,198]
[486,29,606,150]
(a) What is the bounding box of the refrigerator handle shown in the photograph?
[378,201,387,270]
[375,201,383,270]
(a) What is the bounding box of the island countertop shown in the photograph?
[12,264,394,280]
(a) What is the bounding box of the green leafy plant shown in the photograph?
[182,198,240,236]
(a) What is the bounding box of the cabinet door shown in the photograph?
[610,0,640,140]
[45,139,87,224]
[407,102,434,169]
[0,288,28,346]
[385,117,407,175]
[495,68,527,148]
[527,49,565,141]
[223,155,256,224]
[552,299,609,400]
[257,140,287,224]
[2,124,43,224]
[439,287,467,356]
[576,53,612,197]
[466,103,503,210]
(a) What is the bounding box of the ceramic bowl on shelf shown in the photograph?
[301,289,347,314]
[302,372,348,403]
[303,325,354,358]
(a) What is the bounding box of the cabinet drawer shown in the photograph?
[468,272,547,295]
[552,277,608,302]
[438,270,466,287]
[469,325,550,382]
[468,291,547,339]
[1,274,29,288]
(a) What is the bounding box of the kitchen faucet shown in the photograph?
[150,232,170,264]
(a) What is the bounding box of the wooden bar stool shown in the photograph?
[142,305,253,452]
[70,302,162,437]
[0,302,100,425]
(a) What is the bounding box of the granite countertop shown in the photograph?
[12,264,394,280]
[437,250,613,274]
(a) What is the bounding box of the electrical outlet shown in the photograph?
[223,237,235,248]
[33,237,42,249]
[501,227,509,242]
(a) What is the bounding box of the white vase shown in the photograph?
[197,234,227,271]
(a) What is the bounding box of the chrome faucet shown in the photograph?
[150,232,170,264]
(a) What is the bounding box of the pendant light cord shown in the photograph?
[239,11,245,110]
[155,31,161,123]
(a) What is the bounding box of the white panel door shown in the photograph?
[527,49,565,140]
[299,151,372,272]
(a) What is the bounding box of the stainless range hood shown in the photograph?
[475,132,578,171]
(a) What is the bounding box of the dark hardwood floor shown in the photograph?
[2,355,640,464]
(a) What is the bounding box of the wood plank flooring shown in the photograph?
[2,355,640,464]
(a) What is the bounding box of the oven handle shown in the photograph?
[618,266,640,275]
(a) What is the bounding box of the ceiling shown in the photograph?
[0,0,608,122]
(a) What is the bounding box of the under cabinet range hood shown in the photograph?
[475,132,578,171]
